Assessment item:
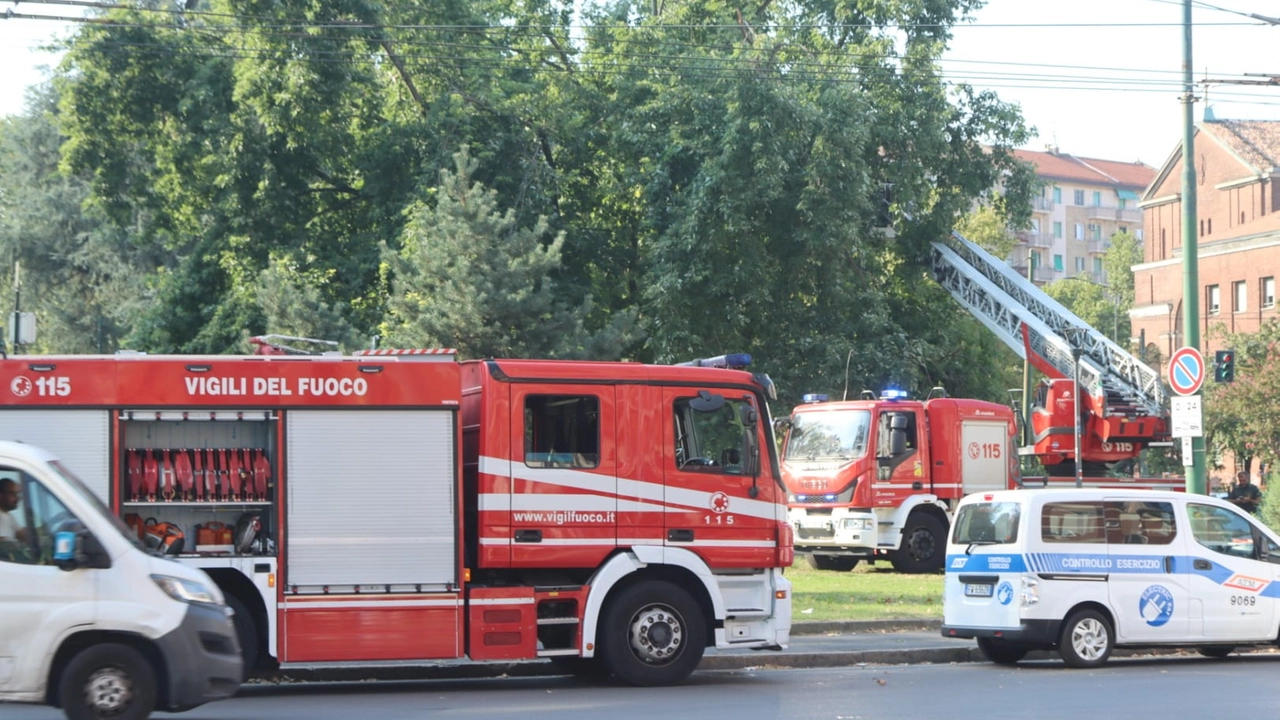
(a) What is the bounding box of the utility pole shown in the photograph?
[1181,0,1207,495]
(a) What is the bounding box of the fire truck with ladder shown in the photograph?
[780,232,1177,573]
[0,338,793,686]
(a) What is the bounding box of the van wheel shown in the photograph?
[806,554,861,572]
[1059,609,1112,668]
[226,593,258,678]
[58,643,157,720]
[889,514,945,574]
[977,637,1028,665]
[599,581,706,686]
[1197,646,1234,658]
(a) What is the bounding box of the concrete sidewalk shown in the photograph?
[262,619,1280,685]
[263,620,972,684]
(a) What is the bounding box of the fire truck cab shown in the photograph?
[780,390,1017,573]
[0,348,792,687]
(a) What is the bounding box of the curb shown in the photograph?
[791,619,940,635]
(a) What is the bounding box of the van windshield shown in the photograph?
[954,502,1021,545]
[48,460,146,552]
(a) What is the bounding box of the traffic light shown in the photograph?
[1215,349,1235,383]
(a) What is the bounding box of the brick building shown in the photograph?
[1132,118,1280,367]
[1008,147,1154,286]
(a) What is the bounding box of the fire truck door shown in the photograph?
[872,408,926,507]
[664,388,777,568]
[508,386,617,569]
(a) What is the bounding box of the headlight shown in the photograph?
[152,574,222,606]
[842,518,874,531]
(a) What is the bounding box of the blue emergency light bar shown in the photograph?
[676,353,752,369]
[802,393,829,404]
[880,388,910,400]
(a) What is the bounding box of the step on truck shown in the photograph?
[0,343,793,688]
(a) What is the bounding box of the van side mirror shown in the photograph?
[54,530,112,571]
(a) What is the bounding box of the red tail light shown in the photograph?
[776,520,795,567]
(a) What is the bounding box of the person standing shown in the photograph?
[1228,471,1263,514]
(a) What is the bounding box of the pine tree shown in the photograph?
[381,147,636,359]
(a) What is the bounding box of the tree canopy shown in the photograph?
[4,0,1037,408]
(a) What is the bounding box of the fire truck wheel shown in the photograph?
[805,554,861,572]
[888,513,945,574]
[58,643,157,720]
[599,581,706,686]
[226,594,258,678]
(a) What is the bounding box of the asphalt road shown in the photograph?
[10,655,1280,720]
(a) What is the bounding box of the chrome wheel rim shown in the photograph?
[1071,618,1109,661]
[84,666,133,716]
[628,604,685,665]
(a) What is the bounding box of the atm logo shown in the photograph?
[1223,574,1268,593]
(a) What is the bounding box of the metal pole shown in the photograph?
[1181,0,1206,495]
[1022,250,1034,449]
[1073,347,1083,488]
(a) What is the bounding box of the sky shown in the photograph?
[2,0,1280,170]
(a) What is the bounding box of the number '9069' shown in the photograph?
[1230,595,1257,606]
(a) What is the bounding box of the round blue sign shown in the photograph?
[996,581,1014,606]
[1139,585,1174,626]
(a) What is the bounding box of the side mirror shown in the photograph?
[739,405,758,428]
[773,417,792,433]
[890,428,906,456]
[54,530,111,571]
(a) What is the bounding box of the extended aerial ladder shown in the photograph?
[931,232,1169,474]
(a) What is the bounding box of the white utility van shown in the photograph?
[0,440,242,720]
[942,487,1280,667]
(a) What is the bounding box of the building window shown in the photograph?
[1119,226,1128,235]
[1074,223,1084,240]
[1263,277,1275,308]
[1073,189,1085,205]
[1093,257,1103,275]
[1030,218,1040,234]
[1031,251,1042,268]
[1053,187,1062,203]
[1208,218,1212,235]
[1053,221,1063,239]
[1089,224,1102,240]
[1119,199,1128,210]
[1234,281,1247,313]
[1092,191,1101,206]
[1207,285,1220,315]
[1075,257,1086,272]
[1054,254,1064,272]
[1136,229,1143,241]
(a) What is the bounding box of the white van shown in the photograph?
[942,487,1280,667]
[0,441,242,719]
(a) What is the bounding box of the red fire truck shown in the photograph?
[0,345,793,686]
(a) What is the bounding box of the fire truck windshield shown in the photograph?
[785,410,871,461]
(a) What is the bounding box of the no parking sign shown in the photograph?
[1167,347,1205,396]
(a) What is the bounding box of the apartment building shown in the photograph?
[1132,118,1280,363]
[1008,147,1154,285]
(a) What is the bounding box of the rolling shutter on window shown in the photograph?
[0,410,111,501]
[286,409,457,588]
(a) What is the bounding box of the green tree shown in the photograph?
[1205,320,1280,474]
[380,148,636,359]
[955,205,1018,261]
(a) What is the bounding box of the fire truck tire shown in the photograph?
[888,513,945,574]
[226,594,258,678]
[805,554,861,572]
[599,581,706,686]
[58,643,157,720]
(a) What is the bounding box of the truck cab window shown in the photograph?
[524,395,600,468]
[0,470,79,566]
[674,395,756,474]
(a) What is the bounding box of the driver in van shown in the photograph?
[0,477,30,544]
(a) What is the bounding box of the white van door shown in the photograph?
[0,471,98,693]
[1184,501,1278,640]
[1104,498,1190,641]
